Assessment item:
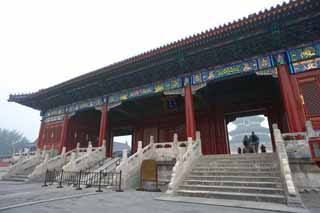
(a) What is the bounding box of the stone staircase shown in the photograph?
[157,160,175,191]
[176,153,287,204]
[2,165,36,182]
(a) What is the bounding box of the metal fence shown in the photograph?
[42,169,122,192]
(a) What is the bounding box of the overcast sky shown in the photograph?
[0,0,288,141]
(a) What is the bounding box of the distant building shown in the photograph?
[113,141,130,152]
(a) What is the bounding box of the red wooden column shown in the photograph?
[98,103,108,147]
[59,114,70,154]
[184,86,196,140]
[37,120,45,149]
[277,64,305,132]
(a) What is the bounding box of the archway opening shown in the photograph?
[227,114,272,154]
[111,128,133,157]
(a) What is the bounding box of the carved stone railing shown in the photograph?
[62,141,106,172]
[280,121,316,159]
[273,124,304,208]
[2,149,43,179]
[152,134,188,161]
[116,140,153,189]
[167,131,202,194]
[116,133,190,189]
[29,147,67,180]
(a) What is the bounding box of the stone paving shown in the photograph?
[0,181,319,213]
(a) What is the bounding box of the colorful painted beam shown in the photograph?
[43,41,320,120]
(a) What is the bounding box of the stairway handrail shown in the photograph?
[62,141,106,172]
[116,141,154,189]
[167,132,202,194]
[272,124,304,207]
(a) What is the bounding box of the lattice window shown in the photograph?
[300,81,320,116]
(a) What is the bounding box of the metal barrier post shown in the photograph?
[76,170,82,190]
[116,171,123,192]
[50,169,56,185]
[57,170,64,188]
[85,172,90,188]
[96,171,103,192]
[42,169,49,187]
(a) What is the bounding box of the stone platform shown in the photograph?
[0,181,319,213]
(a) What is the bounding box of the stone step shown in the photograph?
[196,163,277,168]
[14,174,29,177]
[158,179,170,185]
[192,167,278,172]
[202,153,274,159]
[176,190,286,204]
[179,185,284,195]
[183,180,283,188]
[158,176,173,180]
[2,176,27,182]
[199,159,276,164]
[186,175,281,182]
[201,157,275,161]
[190,171,280,177]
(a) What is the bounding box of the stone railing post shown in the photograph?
[50,145,55,158]
[173,133,178,157]
[41,145,47,158]
[137,141,143,163]
[120,149,129,189]
[196,131,201,142]
[122,149,128,162]
[68,152,76,171]
[35,148,41,158]
[76,142,80,157]
[187,137,193,153]
[87,141,93,154]
[61,146,66,162]
[306,120,316,138]
[149,136,154,152]
[196,131,202,154]
[44,153,50,163]
[18,151,23,161]
[102,139,106,156]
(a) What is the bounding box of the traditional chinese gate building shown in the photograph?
[9,0,320,158]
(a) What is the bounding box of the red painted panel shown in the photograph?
[66,110,101,151]
[196,112,211,155]
[143,127,158,146]
[37,121,45,149]
[42,122,63,150]
[293,69,320,129]
[132,127,144,153]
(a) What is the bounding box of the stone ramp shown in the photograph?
[2,165,36,182]
[157,160,175,191]
[176,153,287,204]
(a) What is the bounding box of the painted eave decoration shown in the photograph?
[40,41,320,120]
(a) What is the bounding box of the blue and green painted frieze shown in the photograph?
[43,41,320,120]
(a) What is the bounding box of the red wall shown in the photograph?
[128,96,284,155]
[291,69,320,129]
[41,121,63,150]
[66,110,101,151]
